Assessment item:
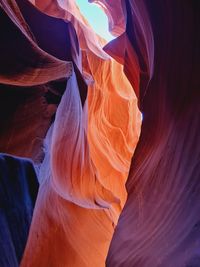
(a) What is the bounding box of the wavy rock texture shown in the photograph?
[0,0,72,161]
[0,0,140,266]
[105,1,200,266]
[0,0,199,267]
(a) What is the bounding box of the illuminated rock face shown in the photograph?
[1,0,140,266]
[0,0,199,267]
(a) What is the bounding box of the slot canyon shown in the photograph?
[0,1,199,266]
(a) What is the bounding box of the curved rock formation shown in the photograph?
[0,0,199,266]
[106,1,200,266]
[0,0,140,266]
